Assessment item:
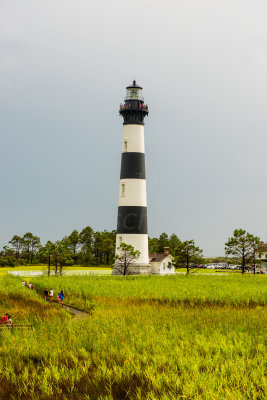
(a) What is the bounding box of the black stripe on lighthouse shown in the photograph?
[120,152,146,179]
[117,206,148,234]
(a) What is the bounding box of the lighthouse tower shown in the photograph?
[114,81,150,275]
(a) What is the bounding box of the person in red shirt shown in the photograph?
[1,314,8,325]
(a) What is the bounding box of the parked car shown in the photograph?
[206,264,217,269]
[218,262,228,269]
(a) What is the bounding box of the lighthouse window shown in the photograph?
[126,88,143,101]
[121,183,126,196]
[123,141,128,151]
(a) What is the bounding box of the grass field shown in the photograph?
[31,274,267,309]
[0,273,266,399]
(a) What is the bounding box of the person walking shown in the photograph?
[58,290,65,305]
[44,288,48,301]
[1,314,8,325]
[7,315,12,326]
[49,288,54,302]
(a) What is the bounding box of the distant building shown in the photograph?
[150,247,175,275]
[256,242,267,273]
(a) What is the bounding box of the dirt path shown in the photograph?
[61,302,89,318]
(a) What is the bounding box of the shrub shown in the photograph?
[0,256,17,267]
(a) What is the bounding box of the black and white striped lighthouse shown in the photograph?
[114,81,150,274]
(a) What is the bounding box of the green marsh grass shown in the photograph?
[32,274,267,308]
[0,274,266,399]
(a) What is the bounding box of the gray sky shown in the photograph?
[1,0,267,256]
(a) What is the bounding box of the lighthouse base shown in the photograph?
[112,264,151,276]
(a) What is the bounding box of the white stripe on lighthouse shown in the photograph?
[115,234,149,265]
[122,125,145,153]
[118,179,147,207]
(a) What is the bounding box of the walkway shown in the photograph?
[61,302,89,318]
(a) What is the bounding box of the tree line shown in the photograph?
[0,230,182,268]
[0,227,263,275]
[0,228,116,268]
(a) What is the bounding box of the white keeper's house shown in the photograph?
[256,242,267,273]
[150,247,175,275]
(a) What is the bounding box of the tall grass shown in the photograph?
[31,274,267,309]
[0,274,266,399]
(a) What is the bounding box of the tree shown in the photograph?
[40,240,73,276]
[0,245,17,267]
[80,226,94,264]
[101,230,116,265]
[39,241,55,276]
[0,256,16,267]
[169,234,180,253]
[1,246,15,257]
[30,236,41,264]
[174,240,203,274]
[148,237,160,254]
[21,233,41,264]
[113,242,140,276]
[56,240,73,275]
[250,235,262,275]
[149,233,180,255]
[8,235,23,260]
[68,230,80,262]
[225,229,261,274]
[21,232,33,263]
[158,233,169,252]
[93,231,104,264]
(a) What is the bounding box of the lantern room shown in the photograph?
[125,81,144,101]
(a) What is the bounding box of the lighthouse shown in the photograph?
[114,81,151,275]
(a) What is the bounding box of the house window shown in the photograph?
[163,263,165,270]
[121,183,125,196]
[123,141,128,152]
[119,236,122,244]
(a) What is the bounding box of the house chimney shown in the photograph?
[164,247,169,255]
[261,241,265,247]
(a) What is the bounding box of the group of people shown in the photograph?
[22,280,34,289]
[1,314,12,326]
[22,280,65,305]
[44,288,65,305]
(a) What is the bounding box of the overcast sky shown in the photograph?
[1,0,267,256]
